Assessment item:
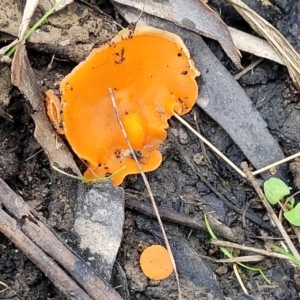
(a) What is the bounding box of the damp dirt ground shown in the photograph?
[1,1,300,299]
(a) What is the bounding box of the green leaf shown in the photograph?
[204,214,270,284]
[270,244,300,266]
[263,178,290,205]
[284,203,300,226]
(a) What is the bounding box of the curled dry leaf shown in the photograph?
[11,44,80,175]
[228,0,300,90]
[228,27,284,65]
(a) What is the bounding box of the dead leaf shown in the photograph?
[228,27,284,65]
[229,0,300,90]
[18,0,39,41]
[11,43,80,175]
[111,0,242,69]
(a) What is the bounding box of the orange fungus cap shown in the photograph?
[48,26,200,185]
[140,245,174,280]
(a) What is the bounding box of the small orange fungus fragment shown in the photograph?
[45,90,64,135]
[46,26,200,185]
[140,245,173,280]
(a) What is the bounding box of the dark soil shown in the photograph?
[1,0,300,299]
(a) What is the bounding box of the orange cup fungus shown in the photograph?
[45,26,200,185]
[140,245,173,280]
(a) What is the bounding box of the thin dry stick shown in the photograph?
[0,281,22,300]
[253,152,300,175]
[211,240,297,261]
[176,113,300,179]
[241,162,300,260]
[174,113,246,178]
[217,255,265,263]
[108,88,182,300]
[234,57,264,80]
[233,264,248,295]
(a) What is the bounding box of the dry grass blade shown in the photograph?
[18,0,39,41]
[217,255,265,263]
[228,27,284,65]
[253,152,300,175]
[108,88,182,300]
[211,240,298,261]
[174,113,246,178]
[229,0,300,90]
[0,0,39,56]
[233,264,248,294]
[234,57,264,80]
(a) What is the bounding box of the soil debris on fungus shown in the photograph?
[140,245,174,280]
[45,26,200,185]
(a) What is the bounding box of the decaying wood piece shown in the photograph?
[125,196,240,243]
[0,208,92,300]
[0,0,118,63]
[229,0,300,90]
[0,178,123,300]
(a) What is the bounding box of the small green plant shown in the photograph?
[204,214,270,284]
[263,177,300,226]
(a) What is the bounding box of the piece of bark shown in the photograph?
[0,178,123,300]
[0,1,118,63]
[112,0,242,69]
[0,63,12,108]
[74,181,125,282]
[114,4,286,179]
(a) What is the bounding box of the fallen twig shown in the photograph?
[0,178,123,300]
[174,113,246,178]
[211,239,298,262]
[125,194,239,243]
[217,255,264,263]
